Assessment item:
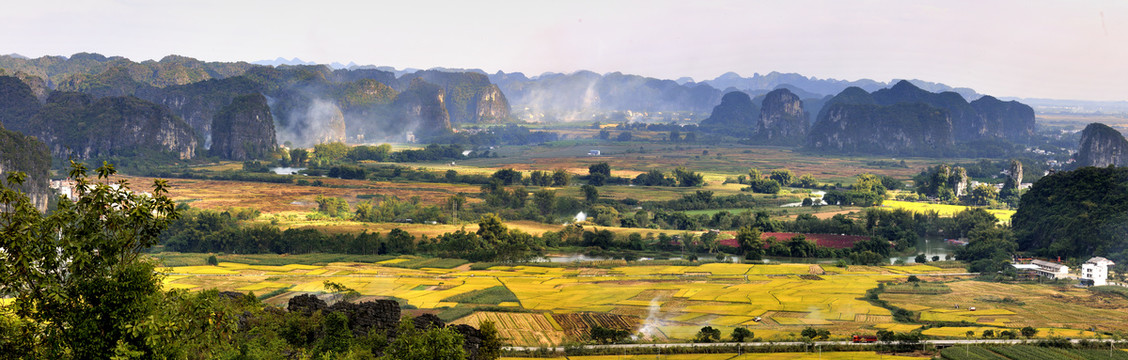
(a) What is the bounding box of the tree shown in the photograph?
[588,162,611,178]
[581,184,599,203]
[967,183,998,206]
[877,329,895,343]
[491,168,523,185]
[1020,326,1038,339]
[673,167,705,187]
[313,141,349,163]
[736,226,764,260]
[533,190,556,216]
[770,169,795,186]
[315,195,350,218]
[380,317,467,360]
[590,326,629,344]
[478,320,503,360]
[801,327,818,339]
[731,327,753,342]
[289,148,309,166]
[206,255,219,266]
[0,162,179,358]
[982,329,995,338]
[914,254,928,263]
[551,169,571,186]
[853,173,887,198]
[748,168,763,180]
[797,174,818,188]
[694,326,721,343]
[745,178,781,194]
[385,228,416,254]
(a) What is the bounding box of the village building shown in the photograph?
[1029,259,1069,279]
[1081,257,1115,286]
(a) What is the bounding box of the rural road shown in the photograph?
[504,339,1126,352]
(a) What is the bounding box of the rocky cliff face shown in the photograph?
[1007,159,1023,185]
[872,80,983,141]
[0,76,41,128]
[807,102,953,155]
[402,70,510,124]
[0,126,51,211]
[757,88,808,141]
[699,91,759,136]
[1076,123,1128,167]
[471,84,510,123]
[25,93,197,159]
[391,78,452,139]
[137,76,265,142]
[969,95,1035,140]
[210,94,277,160]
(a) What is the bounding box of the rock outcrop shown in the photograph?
[391,78,452,139]
[402,70,510,124]
[22,93,198,159]
[1076,123,1128,167]
[137,76,264,141]
[872,80,982,141]
[807,101,953,155]
[0,126,51,211]
[0,76,41,128]
[1007,159,1023,185]
[969,95,1035,140]
[699,91,759,136]
[757,88,808,141]
[209,94,277,160]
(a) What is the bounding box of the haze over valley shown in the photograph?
[1,2,1127,359]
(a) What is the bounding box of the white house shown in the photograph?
[1031,259,1069,279]
[588,150,601,156]
[1081,257,1115,286]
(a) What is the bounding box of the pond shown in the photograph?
[781,190,826,207]
[269,167,305,175]
[889,236,958,264]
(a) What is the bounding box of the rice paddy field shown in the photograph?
[501,353,928,360]
[882,200,1016,223]
[155,257,1123,347]
[880,281,1128,334]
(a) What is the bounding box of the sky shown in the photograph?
[3,0,1127,101]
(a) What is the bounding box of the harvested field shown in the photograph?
[553,313,640,339]
[450,312,564,347]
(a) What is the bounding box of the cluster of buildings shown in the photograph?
[1012,257,1117,286]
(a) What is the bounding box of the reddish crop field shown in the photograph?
[719,232,869,249]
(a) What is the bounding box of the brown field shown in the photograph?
[122,176,482,213]
[450,312,566,347]
[552,312,641,339]
[433,144,960,184]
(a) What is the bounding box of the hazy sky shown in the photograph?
[3,0,1127,101]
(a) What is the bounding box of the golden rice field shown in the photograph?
[506,352,928,360]
[882,200,1016,223]
[880,281,1128,334]
[159,259,1122,346]
[158,259,991,346]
